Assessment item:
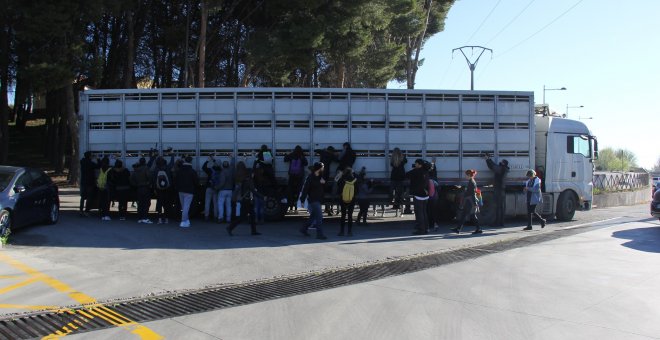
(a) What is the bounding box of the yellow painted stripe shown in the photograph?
[0,252,163,340]
[0,303,60,310]
[0,275,21,279]
[99,306,132,323]
[0,276,39,294]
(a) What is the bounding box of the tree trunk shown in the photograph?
[66,83,79,185]
[409,0,433,89]
[0,20,10,164]
[198,0,207,88]
[123,9,135,88]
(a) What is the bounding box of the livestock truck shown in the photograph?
[78,88,597,222]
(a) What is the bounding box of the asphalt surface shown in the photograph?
[0,191,658,339]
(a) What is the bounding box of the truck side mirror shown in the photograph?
[14,185,26,193]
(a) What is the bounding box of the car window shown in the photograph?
[15,172,33,189]
[0,173,13,192]
[29,169,50,187]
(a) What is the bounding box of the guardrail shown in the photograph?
[593,171,649,192]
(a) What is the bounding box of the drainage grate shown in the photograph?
[0,223,605,339]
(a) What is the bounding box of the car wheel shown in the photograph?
[47,202,59,225]
[0,210,11,240]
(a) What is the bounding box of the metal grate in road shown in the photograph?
[0,223,603,339]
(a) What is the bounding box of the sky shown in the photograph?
[388,0,660,169]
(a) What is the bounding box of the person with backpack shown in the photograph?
[451,169,483,235]
[131,157,153,224]
[150,152,175,224]
[337,167,357,236]
[226,162,261,236]
[284,145,308,213]
[299,162,328,240]
[79,151,99,217]
[108,159,131,220]
[175,156,198,228]
[97,156,112,221]
[202,156,221,221]
[355,167,373,225]
[254,145,275,185]
[406,159,430,235]
[216,155,235,223]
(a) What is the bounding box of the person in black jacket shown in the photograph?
[337,142,356,172]
[284,145,308,212]
[299,162,327,240]
[390,147,407,215]
[226,164,261,236]
[108,159,131,220]
[131,157,153,224]
[406,159,430,235]
[337,167,357,236]
[485,154,509,227]
[175,156,198,228]
[79,151,99,216]
[151,153,175,224]
[314,146,338,215]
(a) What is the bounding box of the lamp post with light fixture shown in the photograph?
[566,105,584,118]
[543,85,566,104]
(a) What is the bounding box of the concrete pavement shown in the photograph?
[0,190,658,339]
[66,208,660,339]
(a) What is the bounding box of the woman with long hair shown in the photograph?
[451,169,482,235]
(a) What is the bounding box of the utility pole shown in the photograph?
[452,46,492,90]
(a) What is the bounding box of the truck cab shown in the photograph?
[534,106,597,220]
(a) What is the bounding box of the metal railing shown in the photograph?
[593,171,650,192]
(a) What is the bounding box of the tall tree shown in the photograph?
[0,0,14,163]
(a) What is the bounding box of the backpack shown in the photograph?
[96,168,110,190]
[262,151,273,165]
[289,158,303,175]
[428,179,438,199]
[156,170,171,190]
[341,179,356,203]
[211,169,223,190]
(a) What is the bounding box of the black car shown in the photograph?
[651,188,660,220]
[0,166,60,237]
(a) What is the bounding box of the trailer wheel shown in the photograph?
[264,195,286,221]
[556,191,577,221]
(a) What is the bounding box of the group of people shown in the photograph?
[79,143,547,239]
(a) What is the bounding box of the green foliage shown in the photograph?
[595,147,639,172]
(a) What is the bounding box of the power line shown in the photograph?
[497,0,585,58]
[485,0,537,46]
[466,0,502,44]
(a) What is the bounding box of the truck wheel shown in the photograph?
[556,191,576,221]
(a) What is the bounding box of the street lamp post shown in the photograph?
[566,104,584,118]
[542,85,566,104]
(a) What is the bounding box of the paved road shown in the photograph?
[1,192,657,339]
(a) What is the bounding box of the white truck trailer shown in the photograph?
[78,88,596,221]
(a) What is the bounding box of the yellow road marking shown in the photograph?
[0,252,162,340]
[0,276,40,294]
[0,303,60,310]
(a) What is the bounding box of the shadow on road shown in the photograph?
[611,225,660,253]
